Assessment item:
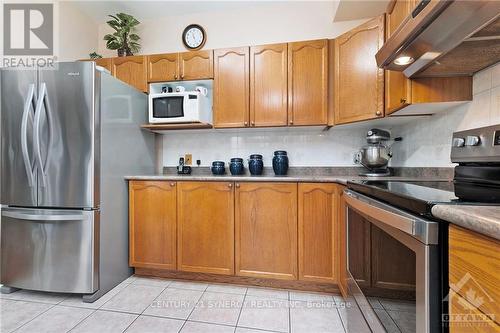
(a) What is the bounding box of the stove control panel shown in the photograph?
[451,125,500,163]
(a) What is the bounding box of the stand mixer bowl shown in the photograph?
[356,144,392,170]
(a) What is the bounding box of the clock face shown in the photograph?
[183,25,206,50]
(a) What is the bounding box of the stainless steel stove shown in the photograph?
[343,124,500,333]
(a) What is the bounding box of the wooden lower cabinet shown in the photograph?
[449,225,500,324]
[177,182,234,275]
[337,186,348,297]
[235,182,297,280]
[298,183,338,283]
[449,289,500,333]
[129,181,177,270]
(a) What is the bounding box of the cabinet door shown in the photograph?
[348,210,371,288]
[334,16,385,124]
[177,182,234,275]
[213,47,250,128]
[129,181,177,270]
[371,225,416,292]
[385,0,412,114]
[298,183,338,283]
[250,43,288,127]
[179,50,214,80]
[235,182,297,280]
[111,55,148,92]
[288,40,328,126]
[95,58,112,72]
[147,53,179,82]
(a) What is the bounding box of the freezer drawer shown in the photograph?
[1,208,99,293]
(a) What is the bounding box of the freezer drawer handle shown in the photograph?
[21,84,37,187]
[2,211,87,221]
[33,82,53,187]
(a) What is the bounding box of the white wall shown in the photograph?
[58,1,99,61]
[97,1,366,56]
[391,62,500,167]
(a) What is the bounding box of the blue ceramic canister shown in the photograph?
[248,154,263,175]
[211,161,226,175]
[229,158,244,175]
[272,151,289,176]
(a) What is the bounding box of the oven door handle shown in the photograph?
[344,189,438,245]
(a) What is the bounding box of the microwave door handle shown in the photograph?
[21,84,37,187]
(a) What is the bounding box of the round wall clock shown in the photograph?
[182,24,206,51]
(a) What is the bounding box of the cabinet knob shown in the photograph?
[289,120,293,125]
[174,74,178,79]
[244,121,248,126]
[400,98,407,104]
[181,74,185,79]
[228,183,233,188]
[236,183,240,188]
[376,111,382,116]
[170,182,175,187]
[251,121,255,126]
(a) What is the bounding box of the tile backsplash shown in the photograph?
[162,127,368,167]
[161,62,500,168]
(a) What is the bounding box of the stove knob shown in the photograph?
[465,135,481,146]
[452,138,465,147]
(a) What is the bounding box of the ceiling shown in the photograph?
[334,0,389,21]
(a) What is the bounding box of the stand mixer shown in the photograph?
[354,129,402,176]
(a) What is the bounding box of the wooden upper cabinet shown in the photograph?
[111,55,148,92]
[235,182,297,280]
[250,43,288,127]
[288,40,328,126]
[129,181,177,270]
[177,181,234,275]
[213,47,250,128]
[95,58,112,72]
[334,16,385,124]
[147,53,179,82]
[298,183,338,283]
[385,0,412,114]
[179,50,214,80]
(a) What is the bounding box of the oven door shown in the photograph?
[344,189,442,333]
[149,93,186,123]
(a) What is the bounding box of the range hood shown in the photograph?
[376,0,500,78]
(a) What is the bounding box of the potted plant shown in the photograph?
[103,13,141,57]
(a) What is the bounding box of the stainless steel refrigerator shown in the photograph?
[0,62,155,302]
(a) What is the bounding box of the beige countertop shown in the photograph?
[124,174,450,185]
[432,205,500,241]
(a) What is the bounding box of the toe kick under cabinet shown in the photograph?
[128,180,345,290]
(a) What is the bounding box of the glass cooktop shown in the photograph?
[347,180,500,217]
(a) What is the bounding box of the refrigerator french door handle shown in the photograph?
[33,82,53,187]
[20,84,37,187]
[2,210,87,221]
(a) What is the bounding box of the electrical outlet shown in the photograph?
[184,154,192,165]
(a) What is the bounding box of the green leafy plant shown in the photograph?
[89,52,103,59]
[103,13,141,57]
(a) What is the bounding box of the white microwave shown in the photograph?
[148,90,211,124]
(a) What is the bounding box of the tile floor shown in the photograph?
[0,275,352,333]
